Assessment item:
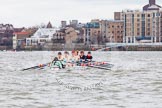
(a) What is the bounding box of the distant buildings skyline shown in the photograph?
[0,0,162,27]
[2,0,162,51]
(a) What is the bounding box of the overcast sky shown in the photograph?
[0,0,161,27]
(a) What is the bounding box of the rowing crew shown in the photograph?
[50,51,93,69]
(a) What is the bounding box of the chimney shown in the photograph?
[149,0,156,5]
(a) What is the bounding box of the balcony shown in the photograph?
[52,39,65,43]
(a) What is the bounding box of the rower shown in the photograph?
[86,51,93,62]
[63,51,71,62]
[63,51,71,67]
[50,57,63,69]
[70,50,80,66]
[71,50,80,62]
[80,50,86,62]
[57,52,64,61]
[76,50,79,56]
[51,52,65,69]
[75,50,80,61]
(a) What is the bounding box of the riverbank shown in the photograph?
[2,43,162,51]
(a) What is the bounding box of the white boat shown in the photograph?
[21,61,114,71]
[49,62,113,71]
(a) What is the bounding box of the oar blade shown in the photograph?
[21,62,50,71]
[21,66,39,71]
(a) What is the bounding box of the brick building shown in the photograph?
[83,19,101,45]
[13,32,31,50]
[100,20,124,43]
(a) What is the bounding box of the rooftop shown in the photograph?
[143,0,161,11]
[14,32,30,35]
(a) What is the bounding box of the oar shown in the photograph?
[76,62,112,70]
[21,62,50,71]
[87,65,111,70]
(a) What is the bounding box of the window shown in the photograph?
[137,24,140,27]
[148,32,150,35]
[148,23,150,26]
[148,14,150,17]
[147,28,150,31]
[148,19,150,22]
[142,14,145,17]
[137,28,140,31]
[137,14,140,17]
[137,33,140,35]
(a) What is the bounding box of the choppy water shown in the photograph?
[0,51,162,108]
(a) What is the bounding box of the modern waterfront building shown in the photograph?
[123,9,162,43]
[114,0,162,43]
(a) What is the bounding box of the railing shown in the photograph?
[52,39,65,43]
[106,43,162,46]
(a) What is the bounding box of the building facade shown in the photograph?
[61,21,67,28]
[114,12,124,20]
[121,9,162,43]
[52,27,78,49]
[114,0,162,43]
[70,20,78,27]
[0,24,14,46]
[143,0,161,11]
[26,28,57,46]
[100,20,124,43]
[83,19,101,45]
[13,32,31,50]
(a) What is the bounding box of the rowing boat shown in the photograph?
[49,61,113,71]
[21,61,113,71]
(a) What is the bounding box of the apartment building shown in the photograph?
[100,20,124,43]
[83,19,100,45]
[114,0,162,43]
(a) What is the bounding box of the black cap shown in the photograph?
[58,52,62,55]
[80,50,84,54]
[88,51,91,54]
[64,51,69,54]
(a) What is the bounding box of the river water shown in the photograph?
[0,51,162,108]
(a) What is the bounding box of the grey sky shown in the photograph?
[0,0,161,27]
